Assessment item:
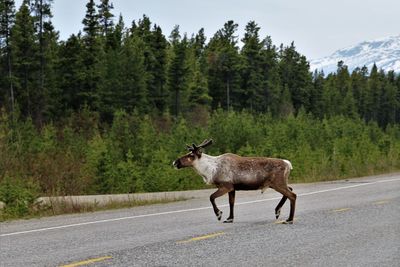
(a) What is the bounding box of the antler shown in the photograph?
[186,143,198,151]
[186,139,213,151]
[198,139,213,148]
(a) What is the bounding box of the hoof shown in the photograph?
[275,209,281,219]
[216,210,223,221]
[282,220,293,224]
[223,218,233,223]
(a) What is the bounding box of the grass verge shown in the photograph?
[0,196,189,222]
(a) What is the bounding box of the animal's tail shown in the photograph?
[283,159,293,170]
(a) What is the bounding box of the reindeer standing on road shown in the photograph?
[173,139,296,224]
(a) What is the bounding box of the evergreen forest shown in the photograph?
[1,0,400,217]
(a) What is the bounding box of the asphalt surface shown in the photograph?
[1,173,399,267]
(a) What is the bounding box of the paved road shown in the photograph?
[1,173,399,267]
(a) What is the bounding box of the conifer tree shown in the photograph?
[131,16,168,113]
[364,64,381,122]
[310,70,325,118]
[120,35,147,112]
[0,0,15,112]
[97,0,114,50]
[350,66,368,117]
[81,0,103,109]
[278,42,312,113]
[57,33,85,112]
[10,0,38,118]
[97,0,114,35]
[378,71,398,127]
[259,36,280,115]
[241,21,264,111]
[206,20,241,110]
[167,25,189,117]
[31,0,57,122]
[148,24,167,112]
[186,38,211,110]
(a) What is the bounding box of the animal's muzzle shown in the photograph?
[172,159,182,169]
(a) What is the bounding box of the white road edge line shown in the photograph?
[1,177,399,237]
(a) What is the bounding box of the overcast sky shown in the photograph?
[14,0,400,60]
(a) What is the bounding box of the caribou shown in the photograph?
[173,139,296,224]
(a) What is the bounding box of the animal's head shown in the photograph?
[172,139,213,169]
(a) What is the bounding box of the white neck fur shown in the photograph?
[192,153,219,184]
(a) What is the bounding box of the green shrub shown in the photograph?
[0,177,39,218]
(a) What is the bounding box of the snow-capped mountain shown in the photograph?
[310,35,400,74]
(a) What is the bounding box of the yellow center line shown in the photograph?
[374,200,389,205]
[177,232,225,244]
[60,256,112,267]
[332,208,351,212]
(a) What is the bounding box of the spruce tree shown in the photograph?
[310,70,325,118]
[81,0,103,110]
[278,42,312,114]
[187,34,211,110]
[350,66,368,118]
[206,20,241,110]
[0,0,15,112]
[10,0,38,119]
[260,36,280,115]
[31,0,57,122]
[131,16,168,113]
[57,33,85,112]
[364,64,381,122]
[167,25,189,117]
[97,0,114,50]
[378,72,398,127]
[241,21,264,112]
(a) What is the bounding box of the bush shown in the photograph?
[0,177,39,218]
[0,109,399,203]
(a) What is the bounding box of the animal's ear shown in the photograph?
[194,148,203,157]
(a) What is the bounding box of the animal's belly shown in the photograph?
[233,181,264,191]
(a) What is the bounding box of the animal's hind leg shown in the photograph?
[274,186,293,219]
[274,186,296,224]
[210,187,230,221]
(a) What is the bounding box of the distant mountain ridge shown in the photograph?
[310,35,400,74]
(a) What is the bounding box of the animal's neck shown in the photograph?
[193,153,219,184]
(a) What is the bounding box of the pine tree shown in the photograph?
[350,66,368,118]
[206,20,241,110]
[167,25,189,117]
[81,0,103,110]
[149,24,168,112]
[186,40,211,109]
[310,70,325,118]
[97,0,114,35]
[364,64,381,122]
[120,35,147,112]
[0,0,15,112]
[259,36,280,115]
[57,33,85,112]
[98,15,124,120]
[41,19,59,119]
[241,21,264,112]
[10,0,38,119]
[131,16,168,113]
[278,42,312,114]
[97,0,114,50]
[378,71,398,127]
[31,0,57,122]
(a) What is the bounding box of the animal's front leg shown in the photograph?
[224,190,235,223]
[210,187,230,221]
